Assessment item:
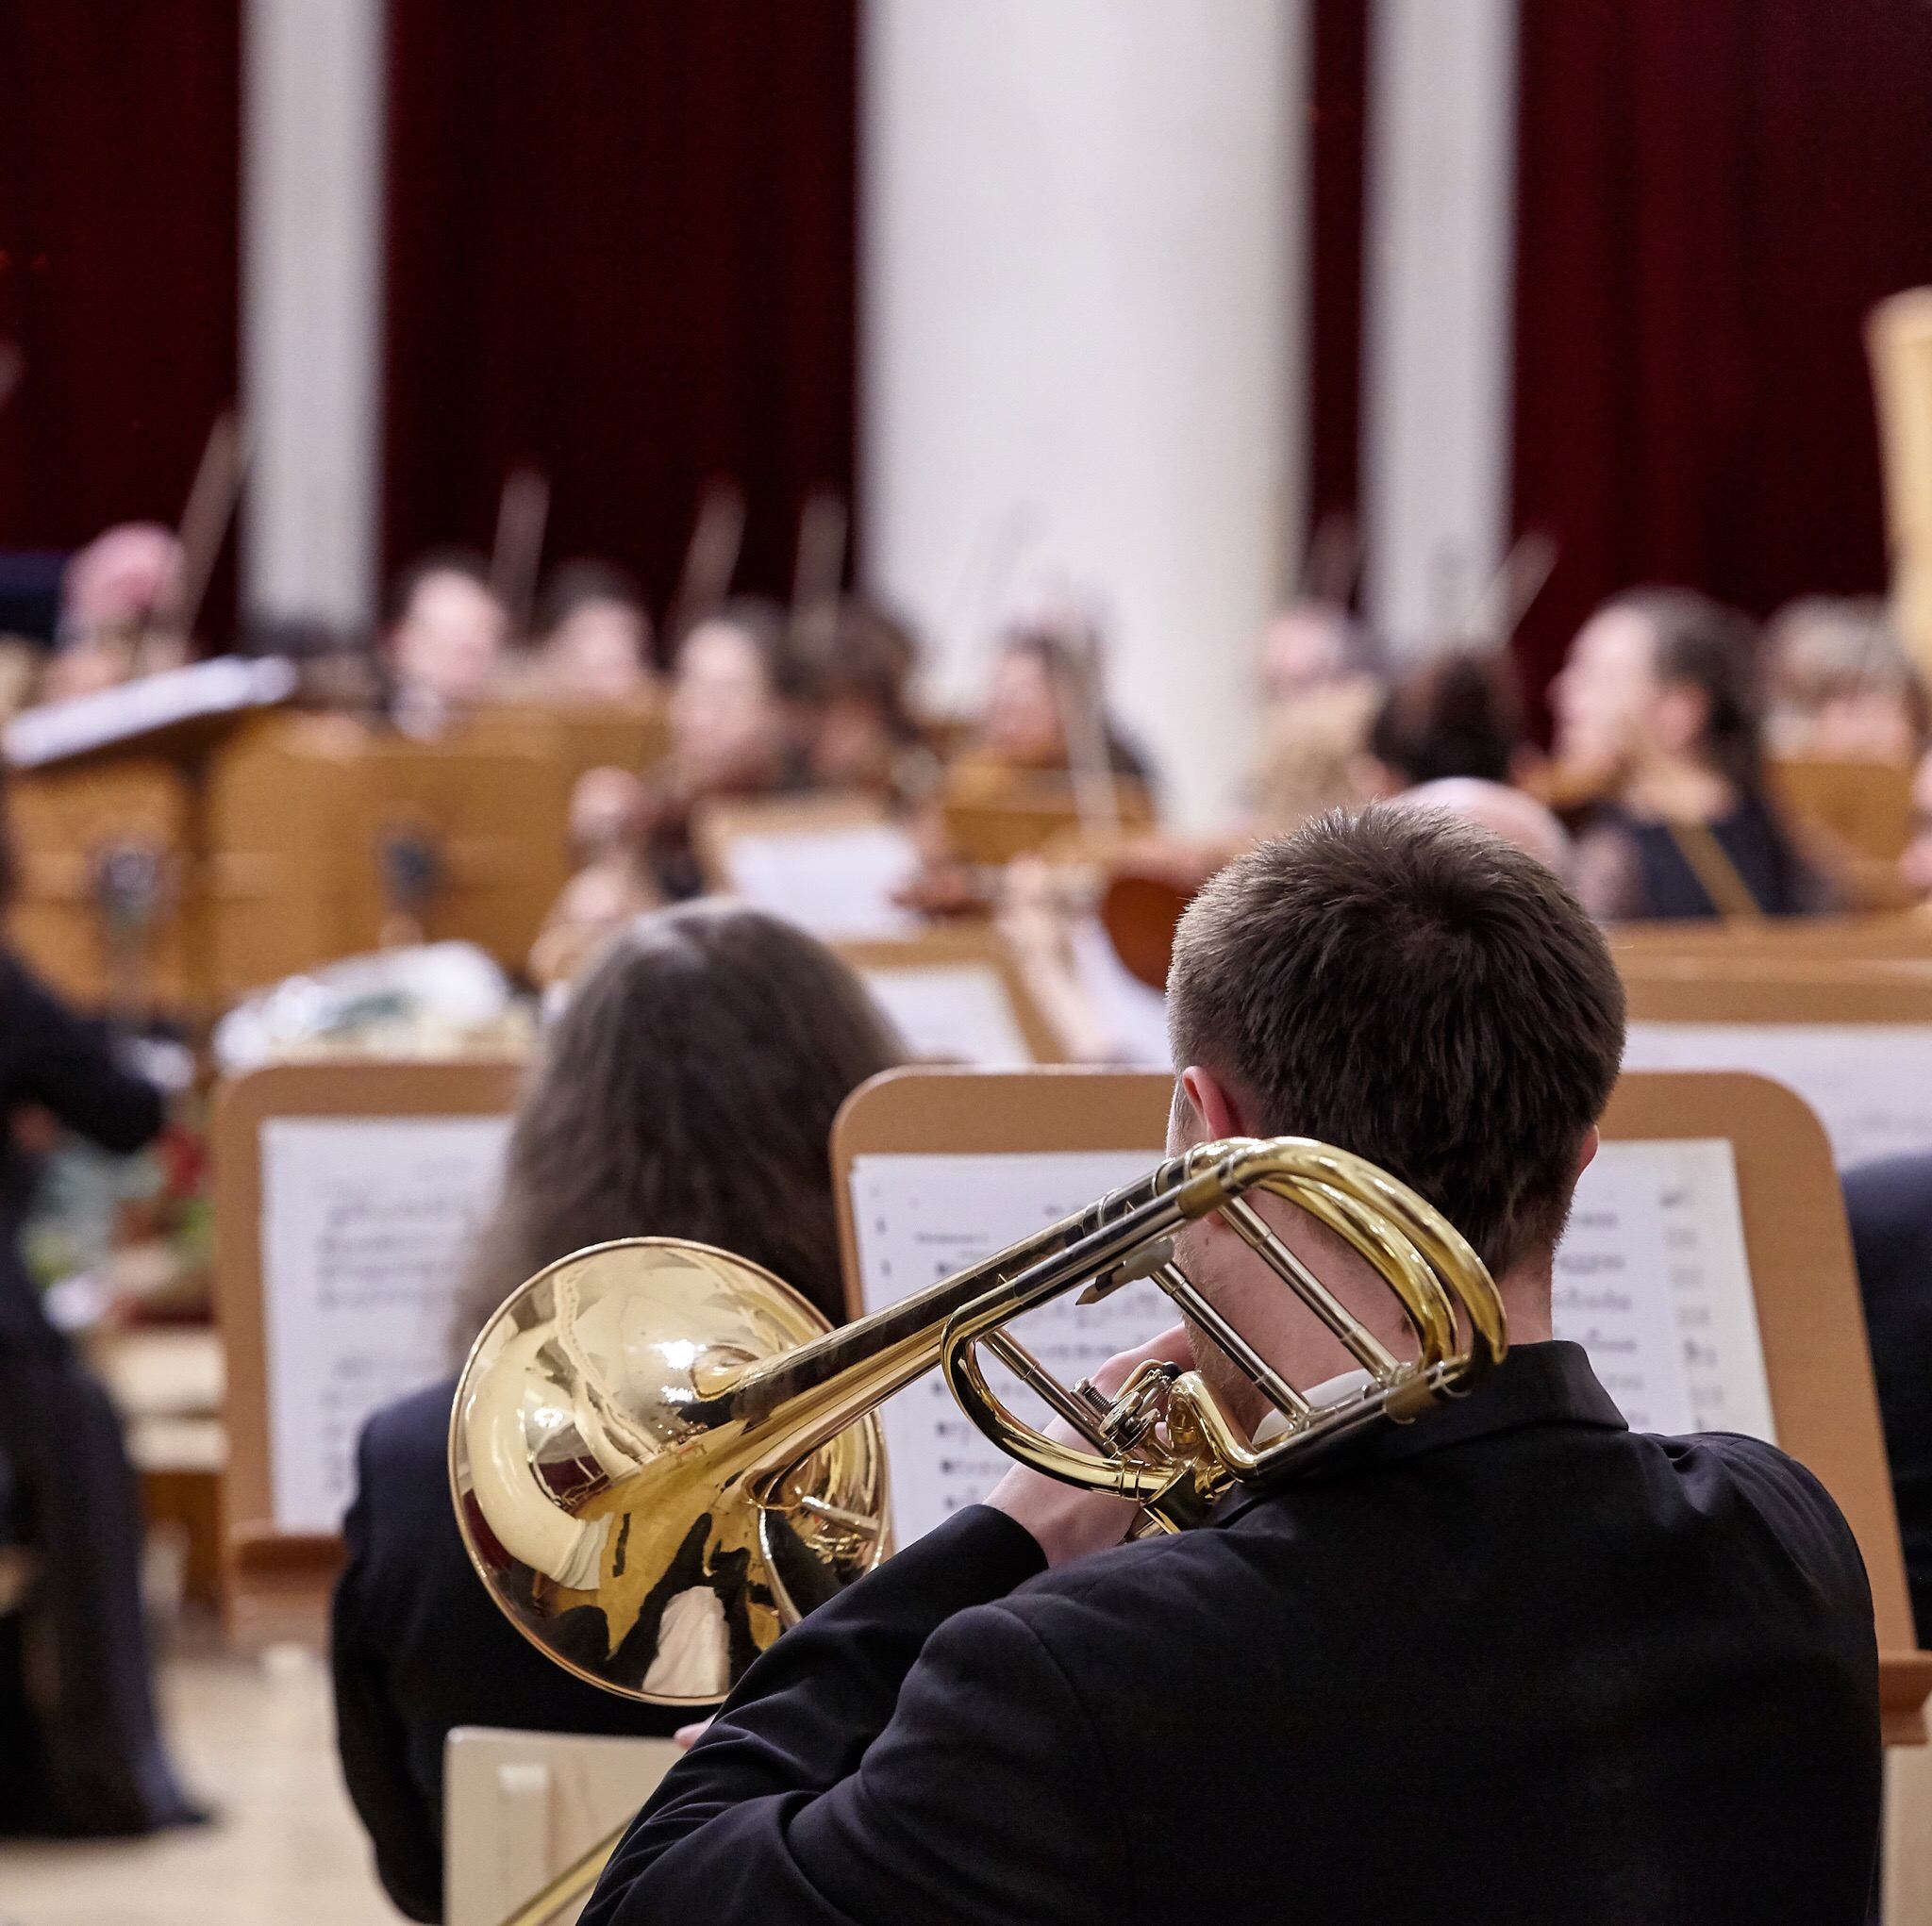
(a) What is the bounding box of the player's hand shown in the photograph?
[984,1322,1194,1569]
[675,1718,713,1751]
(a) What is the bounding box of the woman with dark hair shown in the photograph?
[332,902,903,1923]
[1549,588,1819,920]
[0,775,202,1835]
[1361,647,1523,793]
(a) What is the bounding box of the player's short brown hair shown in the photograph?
[1168,807,1624,1273]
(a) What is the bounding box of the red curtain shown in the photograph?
[382,0,858,620]
[0,3,240,551]
[1305,0,1371,558]
[1511,0,1932,705]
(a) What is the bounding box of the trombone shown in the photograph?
[449,1134,1506,1924]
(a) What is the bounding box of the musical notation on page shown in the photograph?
[259,1115,511,1532]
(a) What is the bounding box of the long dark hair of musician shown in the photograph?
[453,900,903,1349]
[1612,587,1766,794]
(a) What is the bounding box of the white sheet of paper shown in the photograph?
[849,1149,1164,1541]
[259,1115,511,1532]
[721,824,923,941]
[859,965,1033,1066]
[1624,1021,1932,1169]
[1069,917,1173,1068]
[1551,1148,1695,1435]
[850,1132,1774,1544]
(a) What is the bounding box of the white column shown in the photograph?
[861,0,1306,829]
[1360,0,1518,654]
[242,0,386,630]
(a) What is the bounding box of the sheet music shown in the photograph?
[1624,1021,1932,1168]
[1554,1137,1772,1440]
[1550,1149,1694,1435]
[849,1150,1165,1541]
[860,964,1033,1066]
[851,1132,1775,1544]
[259,1115,511,1532]
[719,823,923,941]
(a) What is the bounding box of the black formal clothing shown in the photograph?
[332,1379,709,1923]
[0,550,66,645]
[0,950,197,1835]
[584,1342,1880,1926]
[0,955,166,1348]
[1842,1154,1932,1645]
[1591,793,1816,920]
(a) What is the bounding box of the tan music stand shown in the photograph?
[205,716,574,998]
[837,925,1061,1065]
[8,755,202,1012]
[830,1065,1930,1744]
[939,773,1158,867]
[1620,952,1932,1025]
[691,790,908,900]
[214,1059,520,1641]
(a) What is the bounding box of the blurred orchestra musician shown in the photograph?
[1357,645,1525,798]
[1762,596,1923,765]
[332,902,904,1922]
[0,780,202,1836]
[382,550,511,739]
[1841,1153,1932,1647]
[1247,597,1382,831]
[0,523,187,710]
[529,560,658,706]
[796,597,933,799]
[1549,589,1821,921]
[1390,777,1574,881]
[581,811,1880,1926]
[949,614,1154,798]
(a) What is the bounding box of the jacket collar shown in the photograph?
[1208,1340,1626,1530]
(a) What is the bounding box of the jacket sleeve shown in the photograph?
[1,955,164,1154]
[331,1423,445,1924]
[581,1505,1121,1926]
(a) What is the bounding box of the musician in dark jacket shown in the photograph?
[0,941,201,1835]
[584,809,1881,1926]
[332,902,903,1921]
[1842,1152,1932,1644]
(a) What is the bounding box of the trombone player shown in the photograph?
[581,809,1881,1924]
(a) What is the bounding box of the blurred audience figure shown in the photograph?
[1248,599,1382,832]
[1357,648,1524,798]
[1550,589,1818,921]
[334,901,904,1922]
[1764,597,1923,765]
[532,560,658,706]
[384,551,510,739]
[1840,1153,1932,1645]
[797,599,932,798]
[0,781,201,1834]
[954,617,1153,793]
[1391,778,1573,881]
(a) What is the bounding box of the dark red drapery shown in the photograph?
[1511,0,1932,703]
[1305,0,1370,561]
[0,2,240,552]
[382,0,858,624]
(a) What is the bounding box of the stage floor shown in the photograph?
[1,1641,394,1926]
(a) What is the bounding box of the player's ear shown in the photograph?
[1180,1064,1251,1143]
[1574,1124,1601,1182]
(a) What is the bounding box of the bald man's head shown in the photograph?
[1391,778,1573,881]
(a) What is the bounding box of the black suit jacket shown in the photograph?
[1842,1154,1932,1645]
[582,1342,1880,1926]
[331,1380,706,1923]
[0,951,164,1351]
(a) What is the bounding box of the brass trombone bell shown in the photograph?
[448,1137,1506,1708]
